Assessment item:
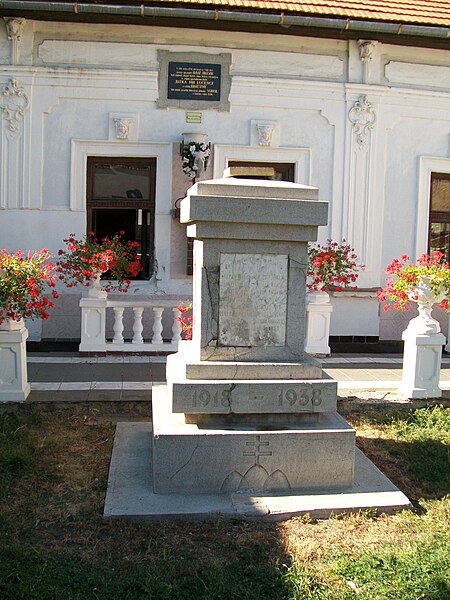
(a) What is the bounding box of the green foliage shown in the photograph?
[328,536,450,599]
[0,545,289,600]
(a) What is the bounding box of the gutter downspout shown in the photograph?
[0,1,449,40]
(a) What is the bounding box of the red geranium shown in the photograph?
[307,240,364,292]
[0,248,58,324]
[176,303,193,340]
[56,232,142,293]
[377,252,450,311]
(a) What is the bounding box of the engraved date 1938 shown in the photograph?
[278,388,322,407]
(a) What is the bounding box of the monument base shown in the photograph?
[152,385,355,494]
[104,422,412,522]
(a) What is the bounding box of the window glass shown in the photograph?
[227,161,295,182]
[87,157,156,279]
[429,173,450,262]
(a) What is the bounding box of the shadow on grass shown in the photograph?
[0,543,293,600]
[0,411,295,600]
[356,435,449,502]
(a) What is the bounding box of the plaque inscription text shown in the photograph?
[218,253,288,347]
[167,62,221,101]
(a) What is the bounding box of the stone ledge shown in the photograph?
[104,422,412,522]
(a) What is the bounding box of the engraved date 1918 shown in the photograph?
[192,389,231,408]
[278,388,322,407]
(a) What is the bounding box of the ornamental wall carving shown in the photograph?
[348,95,376,149]
[0,78,29,134]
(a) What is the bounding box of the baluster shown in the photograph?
[132,306,144,344]
[112,306,124,344]
[152,307,164,344]
[171,306,183,343]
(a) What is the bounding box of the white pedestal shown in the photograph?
[0,320,30,402]
[305,291,333,356]
[401,328,445,399]
[79,296,107,353]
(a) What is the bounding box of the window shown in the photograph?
[429,173,450,262]
[227,161,295,182]
[87,157,156,279]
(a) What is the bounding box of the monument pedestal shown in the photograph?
[151,179,358,499]
[104,176,411,520]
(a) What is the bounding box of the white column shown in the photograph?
[132,307,144,344]
[305,291,333,356]
[152,307,164,344]
[171,307,183,343]
[0,319,30,402]
[112,307,125,344]
[79,297,107,353]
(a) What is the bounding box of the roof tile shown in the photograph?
[158,0,450,27]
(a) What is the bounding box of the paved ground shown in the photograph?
[23,353,450,402]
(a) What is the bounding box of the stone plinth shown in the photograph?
[180,178,327,363]
[149,177,359,500]
[401,329,445,399]
[0,320,30,403]
[153,385,355,495]
[141,176,407,516]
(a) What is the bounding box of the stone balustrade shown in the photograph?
[79,296,187,353]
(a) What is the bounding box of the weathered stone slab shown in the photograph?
[165,351,323,382]
[180,194,328,227]
[104,422,411,522]
[152,386,355,495]
[218,253,288,347]
[185,222,319,242]
[171,380,337,414]
[191,178,320,200]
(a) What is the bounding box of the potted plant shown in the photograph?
[56,231,142,296]
[377,252,450,399]
[305,240,363,356]
[0,248,58,402]
[377,252,450,326]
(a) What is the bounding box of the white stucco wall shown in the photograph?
[1,19,449,341]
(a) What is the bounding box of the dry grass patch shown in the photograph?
[1,399,449,599]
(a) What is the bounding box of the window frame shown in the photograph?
[86,156,157,279]
[428,171,450,262]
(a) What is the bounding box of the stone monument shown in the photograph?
[152,177,355,496]
[104,174,411,521]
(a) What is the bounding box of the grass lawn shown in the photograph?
[0,397,449,599]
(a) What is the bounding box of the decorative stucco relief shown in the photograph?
[0,78,29,134]
[4,17,24,42]
[348,95,376,150]
[3,18,25,65]
[358,40,375,64]
[113,116,135,140]
[255,122,276,146]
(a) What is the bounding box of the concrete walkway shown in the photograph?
[22,353,450,402]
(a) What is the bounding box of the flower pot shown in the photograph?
[405,275,445,336]
[305,290,333,356]
[0,318,30,402]
[401,276,446,399]
[87,272,107,299]
[0,317,24,331]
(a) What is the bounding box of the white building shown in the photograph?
[0,0,449,350]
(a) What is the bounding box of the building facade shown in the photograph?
[0,1,449,346]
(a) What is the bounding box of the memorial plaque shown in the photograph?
[218,253,288,347]
[168,62,221,101]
